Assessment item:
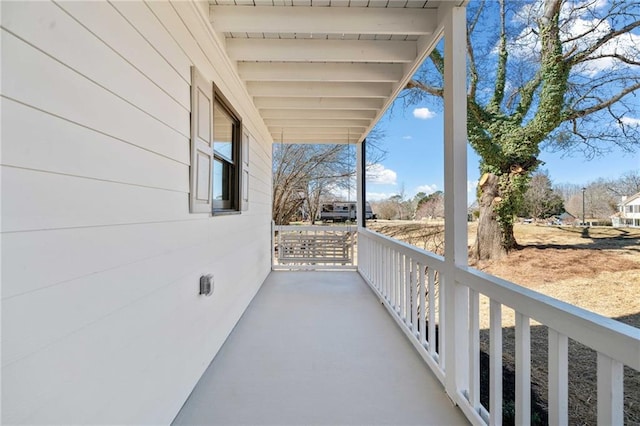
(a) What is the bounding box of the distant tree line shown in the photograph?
[367,169,639,224]
[555,170,640,220]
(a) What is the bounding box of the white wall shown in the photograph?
[1,1,273,423]
[626,197,640,219]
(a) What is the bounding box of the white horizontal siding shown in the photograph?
[2,1,190,134]
[2,29,190,164]
[1,0,274,424]
[2,166,190,232]
[109,1,192,84]
[3,243,268,424]
[56,0,191,112]
[2,100,188,193]
[2,220,271,365]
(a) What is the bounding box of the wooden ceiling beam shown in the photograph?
[210,6,437,35]
[238,62,404,83]
[254,97,385,110]
[227,39,416,63]
[247,82,392,98]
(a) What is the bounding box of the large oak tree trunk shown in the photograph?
[473,173,517,261]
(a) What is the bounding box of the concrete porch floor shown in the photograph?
[172,271,468,425]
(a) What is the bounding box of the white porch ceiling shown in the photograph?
[208,0,465,144]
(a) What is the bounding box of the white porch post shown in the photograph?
[442,6,469,403]
[356,140,364,229]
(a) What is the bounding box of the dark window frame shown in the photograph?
[212,85,242,214]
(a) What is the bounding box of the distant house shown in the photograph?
[612,192,640,227]
[557,211,577,225]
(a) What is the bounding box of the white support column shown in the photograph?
[356,140,364,229]
[442,6,469,403]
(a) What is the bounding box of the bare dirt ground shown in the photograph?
[367,220,640,425]
[475,224,640,323]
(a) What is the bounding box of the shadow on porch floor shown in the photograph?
[173,271,468,425]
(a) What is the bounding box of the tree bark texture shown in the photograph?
[474,173,517,260]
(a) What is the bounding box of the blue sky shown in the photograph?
[364,0,640,204]
[365,96,640,203]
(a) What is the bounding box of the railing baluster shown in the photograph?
[597,352,623,425]
[404,255,410,324]
[548,329,568,426]
[382,243,387,298]
[370,238,374,286]
[396,252,401,317]
[379,241,383,292]
[384,244,388,300]
[419,263,426,345]
[391,249,397,310]
[438,270,445,368]
[468,289,480,411]
[515,312,531,426]
[379,243,383,296]
[386,245,391,302]
[396,252,400,315]
[411,259,418,335]
[400,253,405,317]
[388,248,392,307]
[376,241,381,291]
[490,300,502,426]
[368,238,373,286]
[404,254,409,320]
[428,268,436,357]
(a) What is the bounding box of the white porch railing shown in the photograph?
[358,227,640,426]
[272,224,357,271]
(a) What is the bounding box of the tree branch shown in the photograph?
[489,0,508,112]
[405,79,443,98]
[568,20,640,65]
[429,49,444,77]
[513,71,543,124]
[467,2,484,100]
[581,52,640,67]
[522,0,568,144]
[563,81,640,120]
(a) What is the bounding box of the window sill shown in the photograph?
[213,210,241,217]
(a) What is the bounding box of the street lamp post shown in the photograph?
[581,187,586,226]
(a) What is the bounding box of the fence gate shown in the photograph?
[272,224,357,270]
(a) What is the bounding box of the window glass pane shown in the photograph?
[213,159,230,202]
[214,103,233,162]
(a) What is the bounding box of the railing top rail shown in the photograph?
[358,227,445,266]
[457,266,640,370]
[276,225,358,232]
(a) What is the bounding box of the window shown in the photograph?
[189,66,244,215]
[212,96,241,212]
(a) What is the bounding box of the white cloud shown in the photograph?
[508,1,640,76]
[415,184,438,195]
[621,116,640,126]
[402,135,413,140]
[412,107,436,120]
[468,180,479,193]
[331,187,356,201]
[366,164,397,185]
[568,21,640,76]
[366,192,396,201]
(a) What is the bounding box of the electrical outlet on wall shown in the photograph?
[199,274,214,296]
